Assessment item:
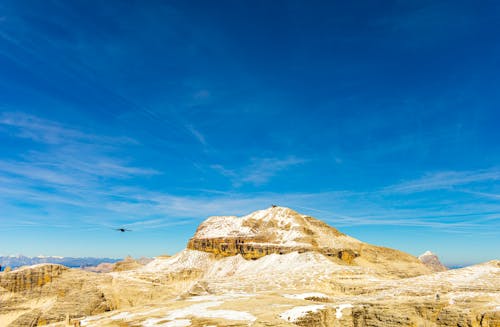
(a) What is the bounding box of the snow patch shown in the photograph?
[162,302,256,322]
[140,249,213,274]
[142,318,191,327]
[195,215,253,238]
[279,305,325,322]
[186,293,254,302]
[283,292,329,300]
[192,207,307,246]
[335,304,353,319]
[110,312,133,320]
[163,320,191,327]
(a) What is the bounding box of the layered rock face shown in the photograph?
[0,264,67,292]
[0,264,114,326]
[419,250,448,272]
[187,237,358,263]
[188,206,430,277]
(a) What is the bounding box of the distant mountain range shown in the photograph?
[0,255,121,270]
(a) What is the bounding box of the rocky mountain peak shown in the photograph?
[188,206,361,262]
[190,206,355,250]
[418,250,447,272]
[187,207,431,277]
[196,206,308,238]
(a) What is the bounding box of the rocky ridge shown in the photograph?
[0,255,119,270]
[1,206,498,327]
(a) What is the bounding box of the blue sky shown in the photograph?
[0,1,499,265]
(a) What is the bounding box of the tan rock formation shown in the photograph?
[0,264,115,326]
[0,264,68,292]
[188,206,430,277]
[419,250,448,272]
[82,257,153,273]
[111,256,143,272]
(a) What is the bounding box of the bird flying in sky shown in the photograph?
[115,228,132,233]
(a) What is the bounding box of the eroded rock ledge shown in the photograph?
[0,264,67,292]
[187,237,358,263]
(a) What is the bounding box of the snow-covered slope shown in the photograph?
[192,206,361,248]
[0,255,119,270]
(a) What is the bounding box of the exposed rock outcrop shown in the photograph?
[187,237,358,263]
[0,264,67,292]
[0,264,114,326]
[112,256,143,272]
[82,257,154,273]
[419,250,448,272]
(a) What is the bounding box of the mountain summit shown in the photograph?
[188,206,430,277]
[418,250,448,272]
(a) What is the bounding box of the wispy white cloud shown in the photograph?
[0,114,498,236]
[52,180,493,233]
[210,164,237,178]
[0,161,82,186]
[0,113,157,187]
[185,124,207,145]
[121,218,193,230]
[0,113,161,228]
[212,156,306,186]
[1,171,498,234]
[385,168,500,194]
[459,190,500,200]
[241,157,306,185]
[0,112,136,145]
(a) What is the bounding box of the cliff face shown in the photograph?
[287,300,500,327]
[0,264,67,292]
[0,264,114,326]
[187,237,358,263]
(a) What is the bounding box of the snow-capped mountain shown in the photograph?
[188,206,431,277]
[418,250,448,272]
[0,255,120,270]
